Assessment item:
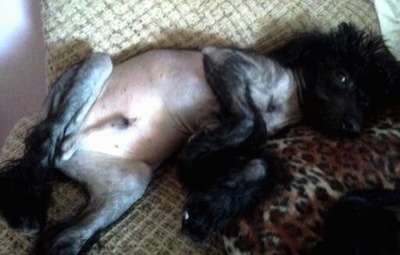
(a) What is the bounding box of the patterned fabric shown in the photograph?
[224,107,400,254]
[0,0,387,254]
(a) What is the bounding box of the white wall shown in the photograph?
[0,0,46,147]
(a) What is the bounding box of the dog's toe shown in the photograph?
[35,220,89,255]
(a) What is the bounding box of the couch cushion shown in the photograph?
[0,0,383,254]
[42,0,379,89]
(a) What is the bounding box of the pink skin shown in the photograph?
[77,50,220,168]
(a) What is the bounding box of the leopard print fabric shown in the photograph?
[223,105,400,255]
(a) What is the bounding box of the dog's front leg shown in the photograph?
[181,152,275,242]
[179,117,255,189]
[35,150,152,255]
[180,47,272,190]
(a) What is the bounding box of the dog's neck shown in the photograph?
[254,59,304,136]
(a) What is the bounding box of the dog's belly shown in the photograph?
[76,49,219,168]
[78,104,187,168]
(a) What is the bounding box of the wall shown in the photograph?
[0,0,46,147]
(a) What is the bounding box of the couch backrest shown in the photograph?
[42,0,379,89]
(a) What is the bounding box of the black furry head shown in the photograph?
[271,22,400,135]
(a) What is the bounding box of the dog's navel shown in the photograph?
[110,117,137,129]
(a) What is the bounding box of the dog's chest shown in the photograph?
[250,62,302,136]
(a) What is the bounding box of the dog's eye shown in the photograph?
[338,73,346,83]
[335,71,353,90]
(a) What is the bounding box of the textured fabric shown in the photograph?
[224,107,400,254]
[42,0,379,89]
[0,116,224,255]
[0,0,383,254]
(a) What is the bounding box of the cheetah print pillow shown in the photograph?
[223,105,400,255]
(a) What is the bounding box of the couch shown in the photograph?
[1,0,399,254]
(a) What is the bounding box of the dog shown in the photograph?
[179,23,400,242]
[0,22,398,254]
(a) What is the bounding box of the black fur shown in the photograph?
[0,120,60,233]
[270,23,400,134]
[179,23,400,242]
[179,65,278,241]
[181,150,280,242]
[311,190,400,255]
[179,47,282,241]
[180,50,268,190]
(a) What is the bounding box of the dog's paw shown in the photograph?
[181,193,218,242]
[35,222,87,255]
[181,192,232,243]
[181,207,215,243]
[35,235,84,255]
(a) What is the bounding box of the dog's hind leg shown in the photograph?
[35,151,152,255]
[0,53,112,234]
[44,52,113,162]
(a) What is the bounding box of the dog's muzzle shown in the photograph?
[341,116,361,134]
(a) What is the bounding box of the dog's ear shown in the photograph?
[360,49,400,106]
[267,39,302,67]
[333,22,400,106]
[268,32,328,67]
[330,22,388,66]
[269,22,383,68]
[271,22,400,106]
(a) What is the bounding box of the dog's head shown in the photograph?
[271,23,400,135]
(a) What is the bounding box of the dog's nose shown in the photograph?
[341,117,361,134]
